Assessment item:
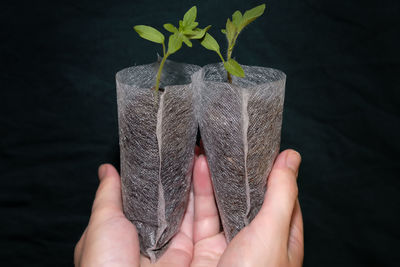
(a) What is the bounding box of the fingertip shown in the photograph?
[98,164,120,182]
[194,154,208,174]
[273,149,301,175]
[285,149,301,174]
[98,164,107,181]
[197,153,206,162]
[91,164,123,220]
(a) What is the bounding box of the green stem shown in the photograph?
[162,42,166,57]
[226,46,233,83]
[155,52,169,92]
[217,50,232,83]
[227,70,232,84]
[226,32,240,83]
[227,46,233,60]
[227,32,239,60]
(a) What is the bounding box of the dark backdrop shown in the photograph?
[1,0,399,266]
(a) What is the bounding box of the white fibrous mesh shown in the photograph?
[192,62,286,242]
[116,59,286,261]
[116,59,200,262]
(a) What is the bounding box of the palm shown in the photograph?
[161,151,303,267]
[87,215,139,266]
[75,149,303,267]
[140,154,225,267]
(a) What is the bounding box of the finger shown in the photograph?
[139,231,193,267]
[74,226,87,266]
[195,141,205,159]
[251,149,301,245]
[193,155,221,243]
[288,199,304,265]
[90,164,124,224]
[139,187,195,267]
[180,186,194,240]
[154,188,194,265]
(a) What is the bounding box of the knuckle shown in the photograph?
[91,204,112,218]
[91,203,123,222]
[268,168,298,199]
[269,168,297,187]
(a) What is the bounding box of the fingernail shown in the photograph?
[99,164,108,180]
[286,150,301,172]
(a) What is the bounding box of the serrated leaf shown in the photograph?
[200,33,220,53]
[225,18,236,44]
[182,35,192,47]
[164,23,178,33]
[221,29,226,34]
[133,25,165,44]
[168,32,183,55]
[224,58,245,77]
[241,4,266,30]
[188,25,211,39]
[232,10,242,28]
[183,6,197,27]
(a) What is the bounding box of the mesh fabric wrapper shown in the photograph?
[193,62,286,241]
[116,59,200,261]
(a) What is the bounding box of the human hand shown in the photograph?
[74,163,195,267]
[74,149,303,266]
[191,149,303,267]
[73,164,141,267]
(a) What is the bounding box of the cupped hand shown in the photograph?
[74,149,303,267]
[193,149,303,267]
[73,163,194,267]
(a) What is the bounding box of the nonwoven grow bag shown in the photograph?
[193,62,286,241]
[116,59,200,261]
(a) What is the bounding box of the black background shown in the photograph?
[1,0,399,266]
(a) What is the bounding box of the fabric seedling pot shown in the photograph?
[193,62,286,242]
[116,59,200,261]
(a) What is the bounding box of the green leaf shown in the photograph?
[163,23,178,33]
[241,4,266,30]
[224,58,245,77]
[183,6,197,27]
[186,21,199,30]
[182,35,193,47]
[188,25,211,39]
[221,29,226,34]
[225,18,236,45]
[183,29,196,35]
[168,32,183,54]
[182,22,199,34]
[133,25,165,44]
[200,33,220,53]
[179,20,184,31]
[232,10,242,28]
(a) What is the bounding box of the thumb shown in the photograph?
[90,164,125,224]
[250,149,301,248]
